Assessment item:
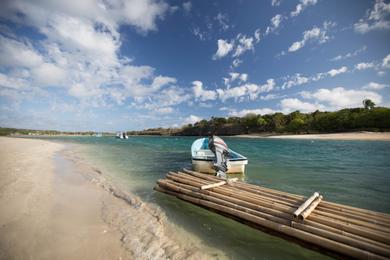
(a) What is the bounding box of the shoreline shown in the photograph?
[232,131,390,141]
[10,131,390,141]
[0,137,221,259]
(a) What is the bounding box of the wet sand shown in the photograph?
[0,137,219,259]
[235,132,390,141]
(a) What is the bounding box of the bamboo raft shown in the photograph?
[154,169,390,259]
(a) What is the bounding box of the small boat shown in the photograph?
[191,137,248,174]
[116,132,128,139]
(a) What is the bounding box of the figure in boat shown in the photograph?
[191,135,248,175]
[208,135,229,178]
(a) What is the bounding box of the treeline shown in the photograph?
[129,107,390,136]
[0,127,110,136]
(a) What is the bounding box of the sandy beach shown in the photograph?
[0,137,219,259]
[235,132,390,141]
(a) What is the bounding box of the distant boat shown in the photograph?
[95,133,102,137]
[116,132,128,139]
[191,137,248,174]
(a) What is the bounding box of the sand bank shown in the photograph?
[235,132,390,141]
[0,137,222,259]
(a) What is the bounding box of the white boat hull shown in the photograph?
[192,159,248,174]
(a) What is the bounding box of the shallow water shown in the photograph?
[34,136,390,259]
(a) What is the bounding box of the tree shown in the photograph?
[287,118,305,133]
[363,99,375,110]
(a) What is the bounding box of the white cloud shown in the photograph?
[0,0,180,111]
[223,72,248,86]
[354,0,390,33]
[280,98,322,113]
[330,46,367,61]
[327,66,348,77]
[301,87,382,110]
[355,62,375,70]
[265,14,283,35]
[0,0,172,34]
[192,27,206,41]
[182,2,192,12]
[254,29,261,43]
[183,115,202,125]
[382,54,390,68]
[0,35,43,68]
[31,63,66,86]
[151,76,177,90]
[0,73,29,90]
[215,13,229,31]
[271,0,282,7]
[217,85,247,102]
[232,59,242,68]
[362,82,387,90]
[240,73,248,82]
[233,34,254,57]
[228,108,276,117]
[282,74,309,89]
[217,79,275,101]
[281,66,350,89]
[192,80,217,101]
[288,22,333,53]
[213,39,234,60]
[155,107,174,114]
[291,0,318,17]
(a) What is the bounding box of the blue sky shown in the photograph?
[0,0,389,131]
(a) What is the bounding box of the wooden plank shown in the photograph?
[200,180,227,190]
[200,178,237,190]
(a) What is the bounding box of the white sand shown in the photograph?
[0,137,223,259]
[0,137,128,259]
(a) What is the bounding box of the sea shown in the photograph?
[34,136,390,259]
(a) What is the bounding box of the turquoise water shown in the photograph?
[36,136,390,259]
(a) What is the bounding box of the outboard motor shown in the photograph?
[208,135,229,179]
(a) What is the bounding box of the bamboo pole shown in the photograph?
[304,219,390,252]
[293,192,320,218]
[167,173,297,214]
[176,172,304,208]
[164,173,390,244]
[183,170,390,225]
[317,205,390,226]
[163,179,293,219]
[184,169,390,220]
[155,183,387,260]
[172,172,390,236]
[167,172,390,242]
[158,179,390,257]
[290,221,390,258]
[308,213,390,245]
[158,179,291,226]
[299,195,323,220]
[312,209,390,234]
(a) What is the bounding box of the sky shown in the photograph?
[0,0,389,132]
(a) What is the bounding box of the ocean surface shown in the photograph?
[36,136,390,259]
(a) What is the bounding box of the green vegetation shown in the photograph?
[2,101,389,137]
[129,105,390,136]
[0,127,111,136]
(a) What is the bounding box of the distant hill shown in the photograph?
[128,107,390,136]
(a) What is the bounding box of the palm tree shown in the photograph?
[363,99,375,110]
